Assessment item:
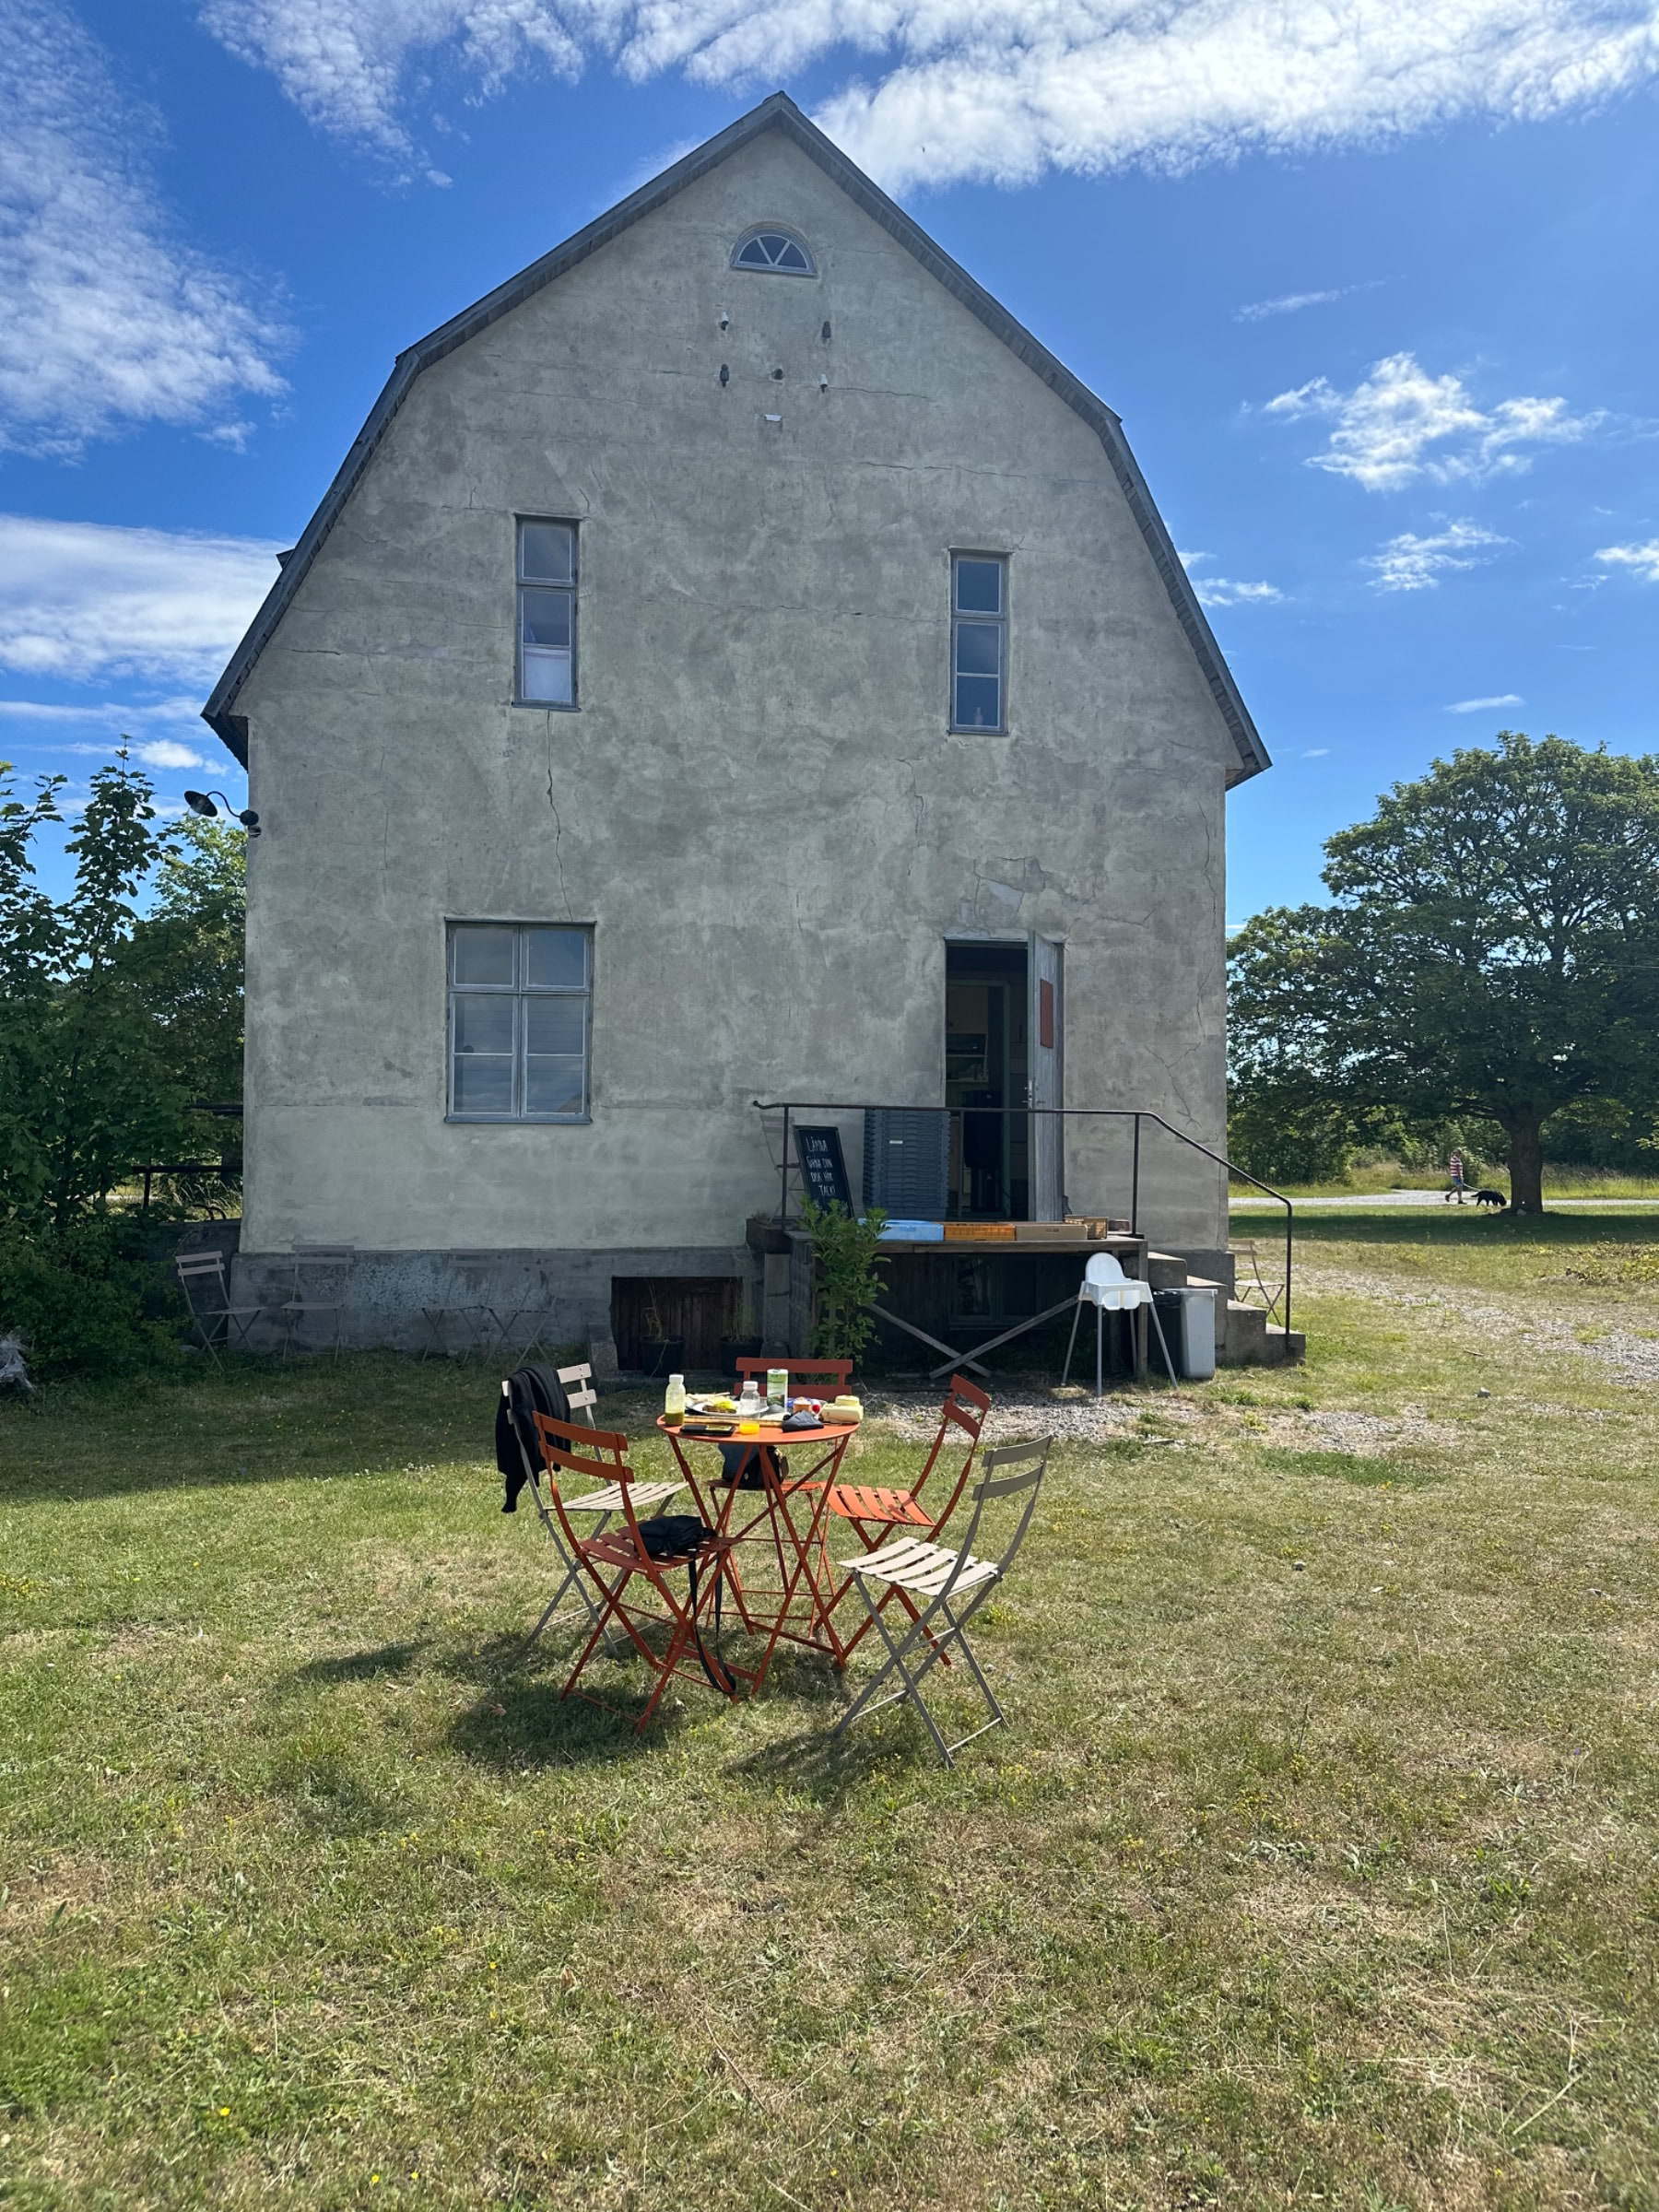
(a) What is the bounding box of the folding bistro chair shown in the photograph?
[1060,1253,1177,1394]
[508,1394,684,1654]
[174,1252,265,1364]
[832,1437,1053,1767]
[281,1243,353,1360]
[809,1374,992,1659]
[533,1413,741,1730]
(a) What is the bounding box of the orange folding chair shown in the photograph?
[732,1356,853,1401]
[532,1413,744,1730]
[812,1374,992,1659]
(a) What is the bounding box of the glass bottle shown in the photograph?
[663,1372,687,1429]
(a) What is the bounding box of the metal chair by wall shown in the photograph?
[174,1252,264,1364]
[282,1243,353,1360]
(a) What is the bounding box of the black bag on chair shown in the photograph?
[633,1515,736,1696]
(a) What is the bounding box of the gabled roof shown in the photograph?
[204,91,1269,784]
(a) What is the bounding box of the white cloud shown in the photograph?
[0,694,205,724]
[1179,549,1283,607]
[1264,353,1605,491]
[1364,520,1512,593]
[1302,747,1330,757]
[0,516,282,685]
[0,1,288,457]
[1235,282,1380,323]
[1446,692,1524,712]
[1595,538,1659,583]
[194,2,1659,192]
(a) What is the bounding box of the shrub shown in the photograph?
[0,1218,187,1380]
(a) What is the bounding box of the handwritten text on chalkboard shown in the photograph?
[795,1125,853,1212]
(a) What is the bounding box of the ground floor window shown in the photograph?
[447,922,591,1121]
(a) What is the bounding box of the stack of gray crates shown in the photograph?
[863,1109,951,1218]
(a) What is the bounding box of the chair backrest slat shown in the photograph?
[909,1373,992,1528]
[735,1355,853,1390]
[556,1361,598,1421]
[531,1410,655,1564]
[961,1436,1052,1573]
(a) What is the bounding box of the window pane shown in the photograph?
[521,647,572,704]
[451,925,514,987]
[776,240,809,271]
[955,559,1003,614]
[954,674,1002,730]
[453,994,514,1056]
[453,1055,513,1114]
[525,996,584,1054]
[955,619,1001,677]
[524,1056,585,1116]
[735,237,770,267]
[521,587,571,649]
[524,928,586,989]
[520,523,572,582]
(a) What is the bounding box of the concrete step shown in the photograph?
[1218,1298,1268,1366]
[1263,1325,1307,1367]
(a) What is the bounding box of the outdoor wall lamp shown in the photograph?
[183,789,262,837]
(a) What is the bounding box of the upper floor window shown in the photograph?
[950,554,1008,733]
[731,228,816,276]
[448,922,591,1122]
[517,519,577,706]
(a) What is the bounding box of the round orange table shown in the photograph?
[656,1416,860,1678]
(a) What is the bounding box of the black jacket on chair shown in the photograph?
[497,1364,572,1513]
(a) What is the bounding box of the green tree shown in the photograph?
[0,753,244,1232]
[1230,735,1659,1213]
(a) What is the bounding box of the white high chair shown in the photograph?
[1060,1253,1178,1395]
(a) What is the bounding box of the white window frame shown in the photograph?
[447,922,593,1124]
[950,552,1009,735]
[730,227,817,276]
[515,519,578,709]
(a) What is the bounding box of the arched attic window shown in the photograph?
[731,227,816,276]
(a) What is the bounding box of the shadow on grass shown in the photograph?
[290,1639,431,1685]
[445,1672,684,1771]
[725,1712,935,1806]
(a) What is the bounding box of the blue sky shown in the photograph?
[2,1,1656,916]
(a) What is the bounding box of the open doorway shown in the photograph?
[946,942,1029,1218]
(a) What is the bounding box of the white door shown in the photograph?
[1029,935,1064,1220]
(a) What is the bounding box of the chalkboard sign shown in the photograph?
[795,1125,853,1212]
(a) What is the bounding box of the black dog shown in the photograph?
[1471,1188,1508,1209]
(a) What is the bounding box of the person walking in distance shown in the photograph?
[1448,1147,1467,1205]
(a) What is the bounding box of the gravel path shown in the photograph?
[1296,1262,1659,1389]
[859,1388,1459,1453]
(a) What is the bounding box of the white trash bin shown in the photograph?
[1165,1286,1218,1381]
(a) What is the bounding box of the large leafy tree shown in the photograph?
[0,754,245,1231]
[1230,735,1659,1213]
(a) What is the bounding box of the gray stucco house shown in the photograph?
[205,92,1273,1364]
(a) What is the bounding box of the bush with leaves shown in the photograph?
[800,1197,888,1364]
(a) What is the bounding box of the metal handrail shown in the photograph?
[752,1099,1295,1336]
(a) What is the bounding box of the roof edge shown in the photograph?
[204,88,1268,783]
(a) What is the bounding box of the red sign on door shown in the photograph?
[1038,978,1054,1050]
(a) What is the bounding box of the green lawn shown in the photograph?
[3,1216,1658,2210]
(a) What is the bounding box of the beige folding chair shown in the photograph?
[556,1361,598,1425]
[507,1387,685,1654]
[174,1252,265,1364]
[282,1243,352,1360]
[831,1437,1052,1766]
